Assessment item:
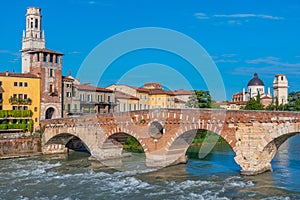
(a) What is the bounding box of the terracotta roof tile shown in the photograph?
[0,72,40,79]
[21,48,63,55]
[172,89,193,95]
[75,84,113,92]
[115,91,139,100]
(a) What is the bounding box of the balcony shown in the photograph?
[9,97,32,105]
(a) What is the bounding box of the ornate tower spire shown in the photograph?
[21,7,46,73]
[22,7,45,50]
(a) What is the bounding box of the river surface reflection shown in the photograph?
[1,135,300,199]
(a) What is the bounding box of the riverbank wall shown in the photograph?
[0,132,42,159]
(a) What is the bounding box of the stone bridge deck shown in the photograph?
[41,109,300,175]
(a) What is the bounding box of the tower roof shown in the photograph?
[247,73,264,86]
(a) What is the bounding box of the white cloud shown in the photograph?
[221,54,237,58]
[194,12,209,19]
[214,14,284,20]
[246,56,300,67]
[0,50,11,54]
[68,51,82,55]
[214,59,238,63]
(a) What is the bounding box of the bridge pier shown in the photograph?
[42,144,68,154]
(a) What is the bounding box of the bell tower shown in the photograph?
[273,74,289,105]
[20,7,63,119]
[21,7,45,73]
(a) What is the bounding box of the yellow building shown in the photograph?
[144,83,175,109]
[0,72,41,127]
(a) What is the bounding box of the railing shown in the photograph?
[9,97,32,105]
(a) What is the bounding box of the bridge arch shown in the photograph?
[261,132,300,169]
[101,130,147,153]
[44,133,91,154]
[165,128,237,165]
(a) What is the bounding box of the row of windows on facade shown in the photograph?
[118,104,147,112]
[13,82,29,87]
[12,94,30,100]
[117,104,172,112]
[12,106,38,112]
[34,53,61,64]
[78,94,111,102]
[138,95,175,101]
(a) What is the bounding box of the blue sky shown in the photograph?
[0,0,300,100]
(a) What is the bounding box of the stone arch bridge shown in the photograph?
[40,109,300,175]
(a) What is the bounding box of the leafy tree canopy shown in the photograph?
[186,90,212,108]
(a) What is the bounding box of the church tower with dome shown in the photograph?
[247,73,265,98]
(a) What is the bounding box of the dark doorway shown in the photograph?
[45,107,55,119]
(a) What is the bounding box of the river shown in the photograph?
[1,135,300,199]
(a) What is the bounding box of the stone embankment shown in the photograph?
[0,132,42,159]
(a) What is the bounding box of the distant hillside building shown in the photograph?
[232,73,288,109]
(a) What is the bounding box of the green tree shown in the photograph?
[244,98,264,110]
[186,90,212,108]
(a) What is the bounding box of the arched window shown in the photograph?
[35,19,38,28]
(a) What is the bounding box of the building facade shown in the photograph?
[231,73,288,109]
[0,72,41,127]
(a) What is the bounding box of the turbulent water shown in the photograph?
[1,135,300,199]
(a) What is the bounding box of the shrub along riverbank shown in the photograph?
[123,131,226,153]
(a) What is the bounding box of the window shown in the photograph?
[66,92,71,97]
[74,104,77,112]
[140,104,142,110]
[34,107,38,112]
[107,96,111,102]
[124,103,126,112]
[0,81,2,86]
[49,54,53,63]
[37,53,40,62]
[12,106,17,110]
[56,56,60,64]
[158,97,161,101]
[152,98,154,101]
[49,69,54,77]
[67,104,71,112]
[144,95,147,99]
[44,53,48,62]
[24,94,28,99]
[23,106,28,110]
[19,82,23,87]
[140,95,142,99]
[14,82,18,86]
[24,82,28,87]
[35,19,38,28]
[18,94,23,99]
[49,84,53,93]
[144,104,146,109]
[35,118,38,122]
[129,104,132,111]
[87,94,91,102]
[134,104,136,111]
